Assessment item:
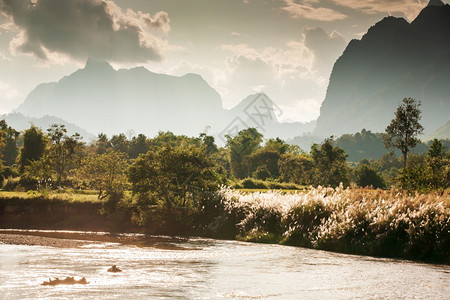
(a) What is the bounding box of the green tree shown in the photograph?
[384,98,424,167]
[355,164,386,189]
[278,153,313,184]
[23,156,53,190]
[265,138,289,154]
[110,133,129,155]
[74,150,128,199]
[0,120,20,167]
[310,139,350,187]
[149,131,201,151]
[0,124,4,173]
[129,134,150,158]
[128,145,221,208]
[425,139,449,190]
[19,125,46,173]
[226,128,263,179]
[248,148,281,179]
[47,124,82,187]
[200,133,219,156]
[95,133,111,154]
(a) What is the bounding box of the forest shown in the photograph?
[0,99,449,262]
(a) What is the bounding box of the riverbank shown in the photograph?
[0,194,138,233]
[1,187,449,264]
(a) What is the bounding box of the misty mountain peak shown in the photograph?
[84,58,114,72]
[427,0,444,6]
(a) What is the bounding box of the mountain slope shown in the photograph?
[16,58,224,136]
[314,2,450,137]
[16,60,314,140]
[0,112,94,141]
[427,120,450,140]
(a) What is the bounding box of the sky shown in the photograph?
[0,0,444,123]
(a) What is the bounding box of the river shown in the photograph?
[0,230,448,299]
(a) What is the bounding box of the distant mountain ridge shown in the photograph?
[0,112,94,140]
[314,1,450,137]
[15,59,313,141]
[427,120,450,140]
[17,58,223,137]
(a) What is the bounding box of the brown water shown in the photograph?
[0,230,449,299]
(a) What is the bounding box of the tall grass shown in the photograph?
[218,185,449,263]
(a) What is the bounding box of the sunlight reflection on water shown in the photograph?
[0,230,449,299]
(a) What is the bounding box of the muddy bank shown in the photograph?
[0,233,93,248]
[0,197,138,233]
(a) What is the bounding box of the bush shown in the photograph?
[240,178,268,189]
[356,165,386,189]
[218,186,450,263]
[1,176,20,191]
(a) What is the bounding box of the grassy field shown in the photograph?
[0,190,102,203]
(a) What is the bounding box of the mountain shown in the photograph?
[426,120,450,140]
[0,112,94,140]
[15,59,314,141]
[314,2,450,137]
[16,58,224,137]
[219,93,316,143]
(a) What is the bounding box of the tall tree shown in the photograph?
[129,134,150,158]
[19,125,46,173]
[310,138,349,187]
[47,124,82,187]
[226,128,263,179]
[74,150,128,199]
[128,145,221,208]
[0,120,20,167]
[384,98,424,167]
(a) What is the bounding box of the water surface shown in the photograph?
[0,230,448,299]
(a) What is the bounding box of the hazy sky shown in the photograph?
[0,0,444,122]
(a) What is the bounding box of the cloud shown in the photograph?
[0,80,21,114]
[331,0,428,21]
[302,27,346,74]
[0,0,171,62]
[282,0,347,21]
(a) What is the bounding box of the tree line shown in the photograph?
[0,97,448,199]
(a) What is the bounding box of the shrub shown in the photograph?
[218,186,449,263]
[240,178,268,189]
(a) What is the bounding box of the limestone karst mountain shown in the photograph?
[15,59,314,141]
[313,1,450,137]
[16,58,224,137]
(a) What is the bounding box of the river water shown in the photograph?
[0,230,448,299]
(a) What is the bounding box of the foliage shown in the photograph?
[47,124,83,187]
[128,145,222,209]
[19,125,46,173]
[247,148,281,179]
[278,153,313,184]
[355,163,386,189]
[200,133,219,155]
[384,98,424,167]
[219,186,450,263]
[73,150,128,199]
[127,145,223,233]
[0,119,20,167]
[335,129,387,162]
[265,138,290,154]
[23,156,53,190]
[310,138,350,187]
[226,128,263,179]
[396,141,449,192]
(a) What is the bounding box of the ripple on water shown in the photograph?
[0,231,449,299]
